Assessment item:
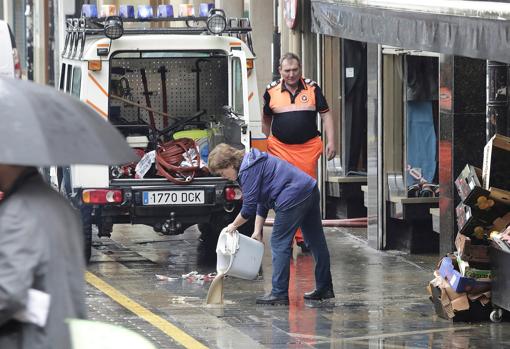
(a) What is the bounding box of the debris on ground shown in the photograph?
[155,271,219,284]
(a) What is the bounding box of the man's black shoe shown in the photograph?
[303,288,335,300]
[297,241,310,253]
[256,293,289,305]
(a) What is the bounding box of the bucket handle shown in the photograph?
[218,229,239,275]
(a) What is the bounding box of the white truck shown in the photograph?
[58,5,264,261]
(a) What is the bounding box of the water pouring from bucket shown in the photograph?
[206,228,264,304]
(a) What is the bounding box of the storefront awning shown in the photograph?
[311,0,510,63]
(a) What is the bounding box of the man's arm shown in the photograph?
[262,114,272,137]
[262,89,273,138]
[320,110,336,160]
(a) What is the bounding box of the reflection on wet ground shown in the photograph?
[86,225,510,348]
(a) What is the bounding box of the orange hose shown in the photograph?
[263,218,367,227]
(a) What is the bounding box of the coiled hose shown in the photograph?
[156,138,201,184]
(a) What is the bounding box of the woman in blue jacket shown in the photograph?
[208,144,334,305]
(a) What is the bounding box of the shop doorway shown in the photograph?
[342,39,367,175]
[381,48,440,252]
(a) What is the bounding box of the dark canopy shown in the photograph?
[311,0,510,63]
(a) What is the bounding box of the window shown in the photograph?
[66,64,72,93]
[232,57,244,115]
[71,66,82,97]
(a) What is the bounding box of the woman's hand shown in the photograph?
[251,230,263,242]
[225,223,237,234]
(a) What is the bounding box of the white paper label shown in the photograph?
[449,274,457,287]
[346,67,355,78]
[135,150,156,178]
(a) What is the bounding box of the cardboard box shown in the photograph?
[456,254,492,279]
[492,212,510,232]
[455,165,490,206]
[428,275,492,321]
[428,275,469,319]
[483,134,510,192]
[437,256,491,293]
[455,233,490,264]
[489,187,510,206]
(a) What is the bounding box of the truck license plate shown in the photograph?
[142,190,205,205]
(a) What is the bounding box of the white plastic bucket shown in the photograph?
[216,231,264,280]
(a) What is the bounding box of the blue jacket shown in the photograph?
[238,148,317,219]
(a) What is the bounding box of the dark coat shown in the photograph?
[0,171,86,349]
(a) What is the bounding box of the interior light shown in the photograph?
[246,59,254,69]
[81,4,98,18]
[157,4,174,18]
[199,3,214,17]
[100,5,117,17]
[137,5,153,19]
[104,16,124,40]
[206,9,226,35]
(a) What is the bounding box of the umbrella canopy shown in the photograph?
[0,78,137,166]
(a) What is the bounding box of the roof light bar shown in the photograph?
[119,5,135,19]
[137,5,153,19]
[179,4,194,17]
[157,5,174,18]
[199,3,214,17]
[81,4,98,18]
[100,5,117,17]
[65,6,256,56]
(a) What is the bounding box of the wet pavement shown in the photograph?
[86,225,510,348]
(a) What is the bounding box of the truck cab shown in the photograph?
[58,4,262,261]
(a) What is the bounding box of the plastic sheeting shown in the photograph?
[311,0,510,63]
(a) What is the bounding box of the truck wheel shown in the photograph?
[490,309,503,323]
[197,222,222,243]
[80,205,93,264]
[83,223,92,263]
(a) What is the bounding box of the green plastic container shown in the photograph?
[173,129,210,141]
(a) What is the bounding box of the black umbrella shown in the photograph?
[0,78,137,166]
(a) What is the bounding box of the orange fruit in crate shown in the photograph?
[477,196,487,204]
[473,226,485,239]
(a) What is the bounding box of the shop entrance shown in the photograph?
[322,37,367,221]
[381,48,440,252]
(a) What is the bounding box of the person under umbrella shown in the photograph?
[0,78,136,348]
[208,143,334,305]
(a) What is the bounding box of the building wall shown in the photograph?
[248,0,273,106]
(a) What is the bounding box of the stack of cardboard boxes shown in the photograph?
[428,134,510,321]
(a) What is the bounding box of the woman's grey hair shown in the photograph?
[208,143,245,174]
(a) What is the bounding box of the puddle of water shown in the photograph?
[170,296,201,304]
